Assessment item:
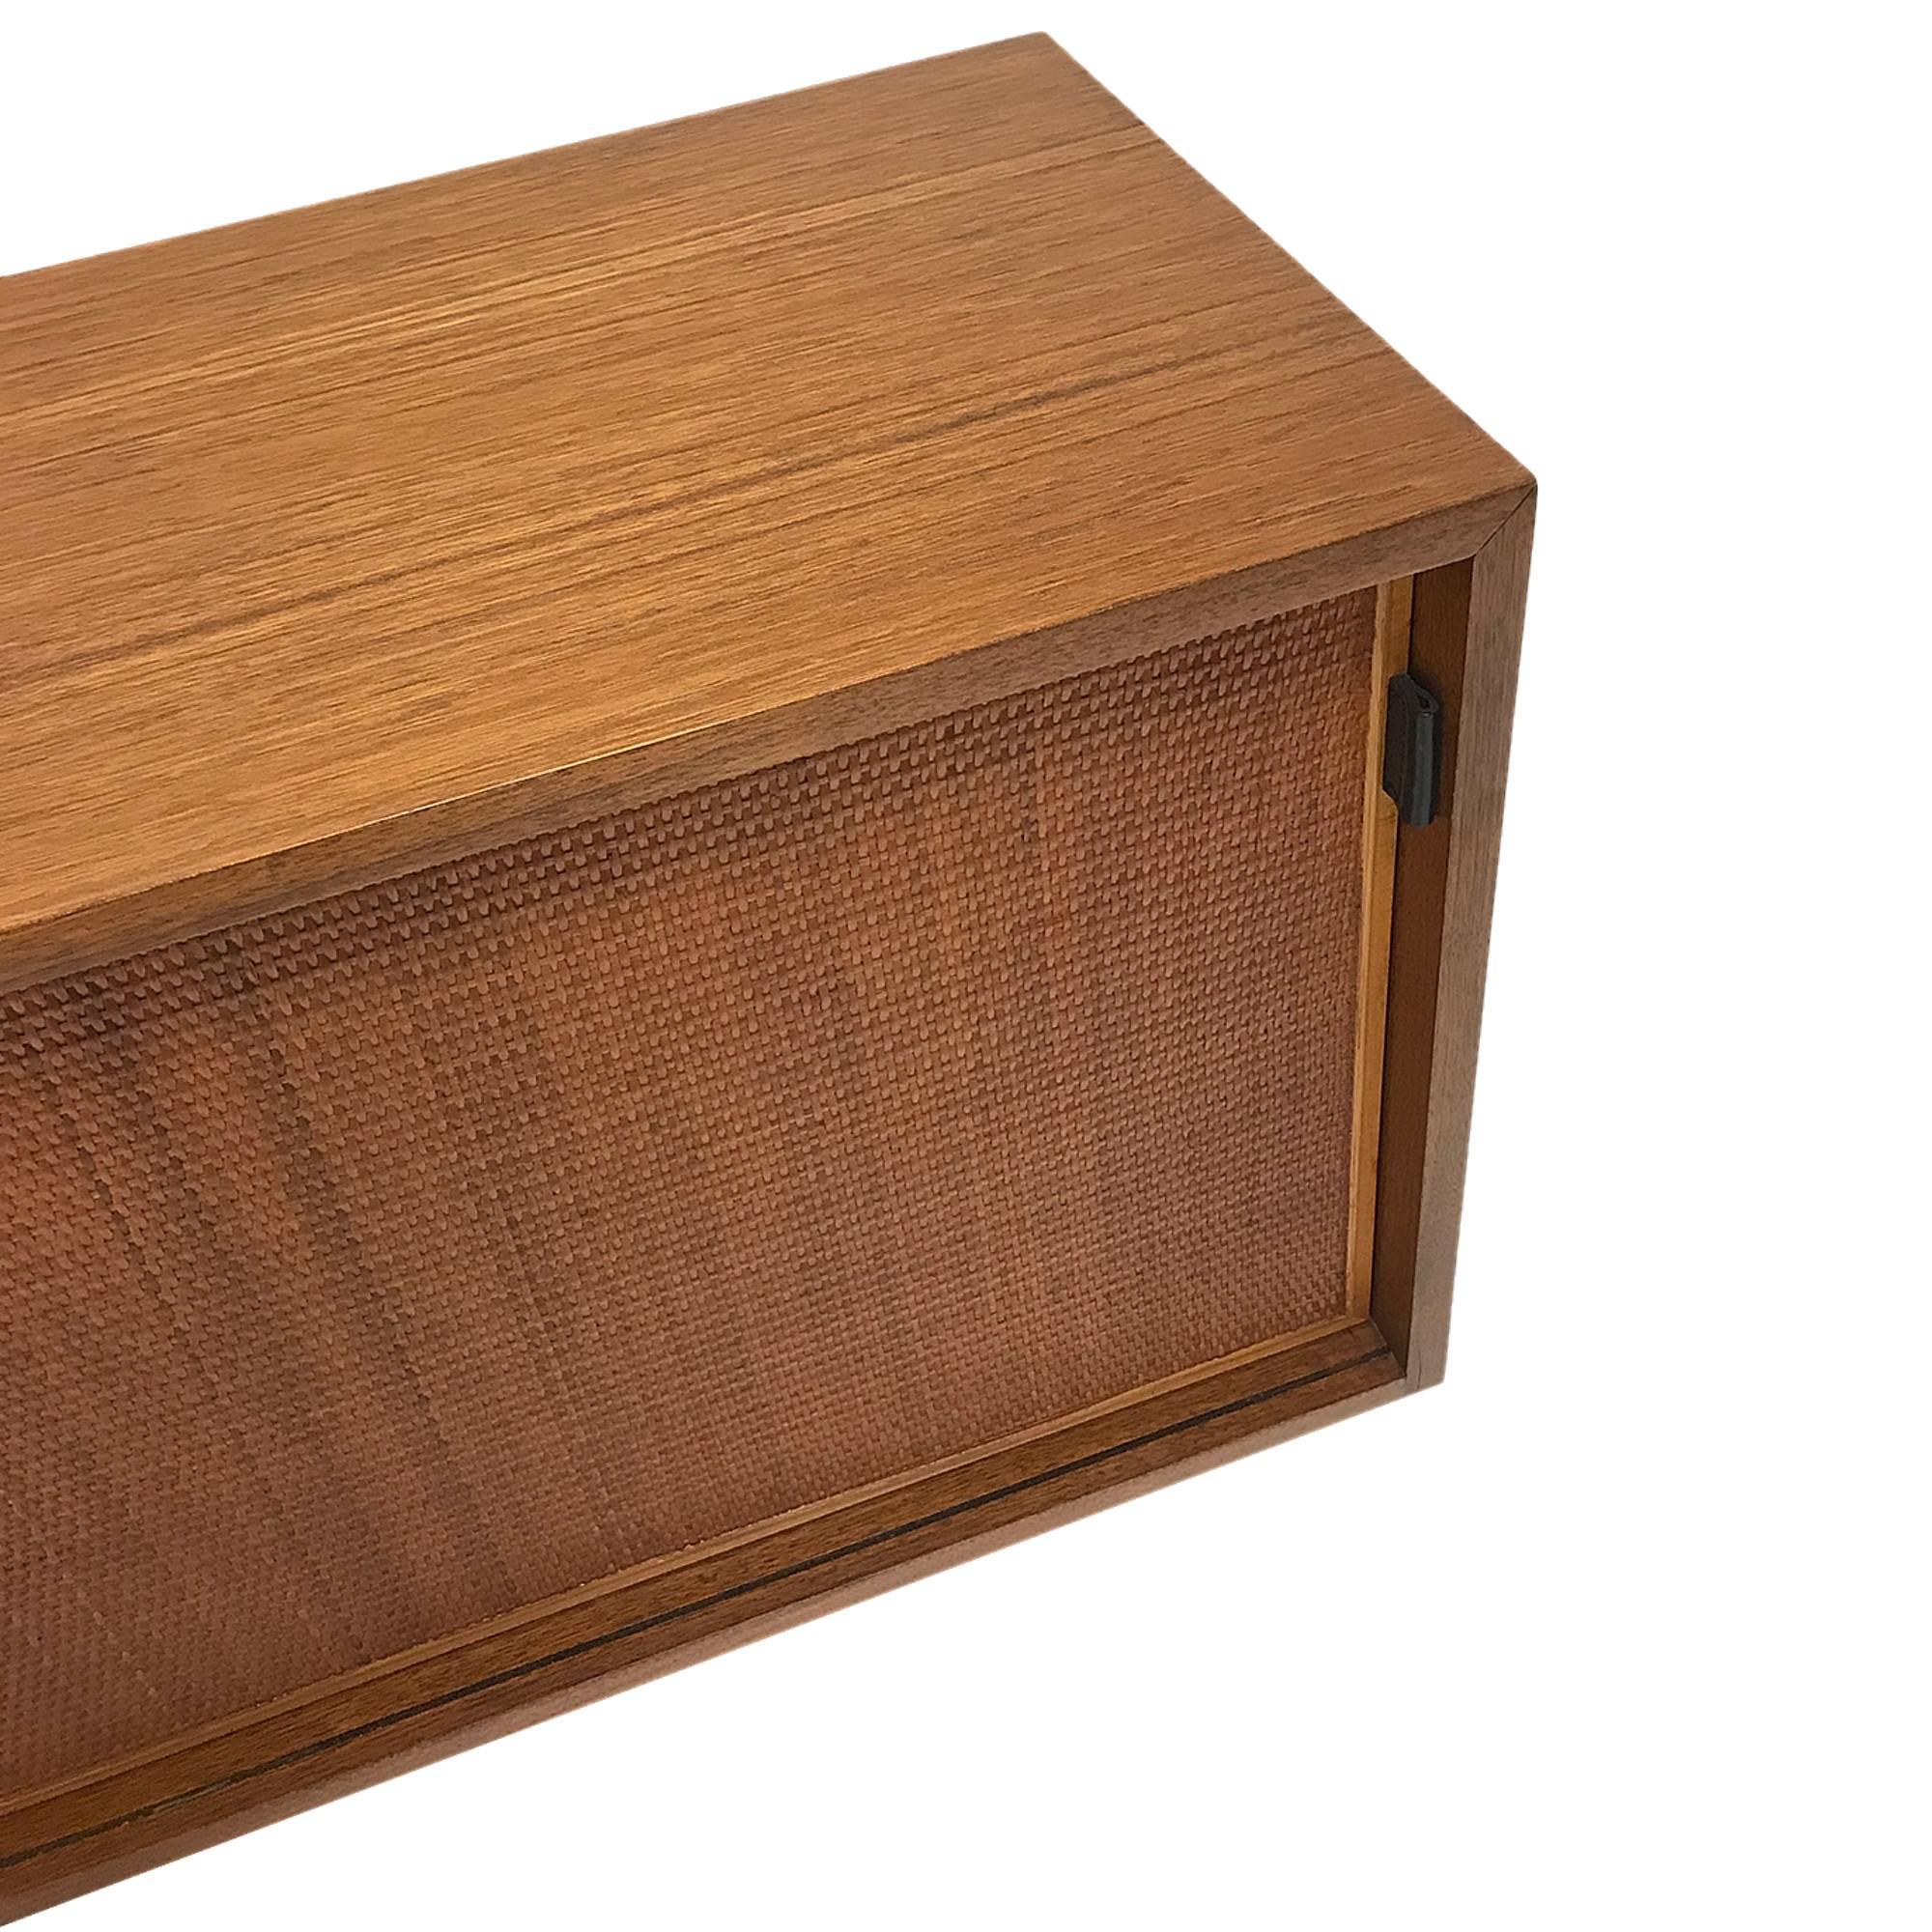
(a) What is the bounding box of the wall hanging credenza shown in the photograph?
[0,34,1534,1918]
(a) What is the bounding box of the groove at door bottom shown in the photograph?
[1,1324,1401,1917]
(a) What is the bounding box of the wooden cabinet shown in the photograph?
[0,35,1532,1917]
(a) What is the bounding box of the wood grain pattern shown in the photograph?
[0,32,1528,988]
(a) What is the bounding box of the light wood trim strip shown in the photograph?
[1347,576,1412,1317]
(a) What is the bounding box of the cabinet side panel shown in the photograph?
[1372,491,1535,1382]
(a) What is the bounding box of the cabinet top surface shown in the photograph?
[0,34,1527,956]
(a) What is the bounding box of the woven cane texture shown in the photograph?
[0,589,1374,1796]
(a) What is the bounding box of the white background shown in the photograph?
[7,3,1927,1926]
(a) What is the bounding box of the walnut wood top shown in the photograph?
[0,33,1528,979]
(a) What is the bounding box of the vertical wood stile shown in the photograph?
[1347,577,1412,1317]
